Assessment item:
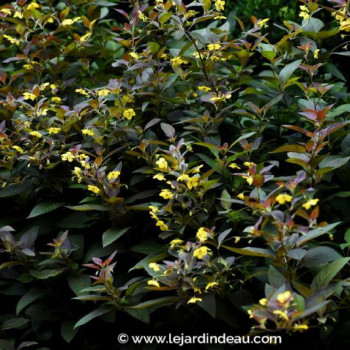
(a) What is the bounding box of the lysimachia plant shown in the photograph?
[0,0,350,348]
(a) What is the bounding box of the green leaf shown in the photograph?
[302,17,324,33]
[159,12,172,25]
[125,308,150,324]
[130,296,178,310]
[319,156,350,170]
[279,59,302,84]
[57,213,98,228]
[268,265,287,288]
[68,274,92,296]
[29,268,65,280]
[311,257,350,290]
[73,295,111,301]
[102,227,130,247]
[221,246,275,258]
[296,222,340,247]
[261,51,277,61]
[61,320,77,343]
[27,201,65,219]
[329,104,350,117]
[271,144,306,153]
[16,288,45,315]
[220,190,231,210]
[2,318,29,330]
[0,183,31,198]
[74,305,112,329]
[198,294,216,318]
[293,301,330,320]
[345,229,350,243]
[302,247,342,268]
[202,0,211,12]
[65,204,110,212]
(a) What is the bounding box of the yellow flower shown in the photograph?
[0,8,12,15]
[293,324,309,332]
[29,131,42,138]
[276,193,293,205]
[149,205,159,213]
[207,43,221,51]
[107,171,121,180]
[61,17,81,26]
[149,262,160,272]
[23,64,34,70]
[214,15,226,20]
[23,92,36,101]
[82,129,94,136]
[205,282,218,291]
[300,12,310,20]
[75,88,89,96]
[61,152,75,162]
[27,2,40,10]
[244,161,255,168]
[210,94,231,103]
[277,291,292,304]
[243,175,254,185]
[51,97,62,104]
[138,10,147,21]
[123,108,136,120]
[247,310,254,318]
[78,153,88,161]
[340,18,350,32]
[80,32,92,42]
[237,193,245,200]
[48,127,61,134]
[147,279,160,287]
[257,18,270,28]
[72,167,83,183]
[177,174,190,182]
[156,220,169,231]
[14,11,23,18]
[191,164,203,173]
[159,189,173,200]
[50,84,57,90]
[3,35,20,46]
[12,146,24,153]
[37,108,48,116]
[97,89,110,97]
[170,239,183,249]
[198,86,211,92]
[153,173,166,181]
[150,211,158,220]
[196,227,208,242]
[129,52,139,60]
[171,56,187,67]
[302,198,319,210]
[156,157,168,170]
[187,176,199,190]
[259,298,268,306]
[314,49,320,59]
[229,163,241,169]
[273,310,289,321]
[193,246,210,260]
[87,185,100,194]
[187,297,202,304]
[214,0,225,12]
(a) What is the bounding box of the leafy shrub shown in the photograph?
[0,0,350,348]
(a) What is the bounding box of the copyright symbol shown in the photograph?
[118,333,129,344]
